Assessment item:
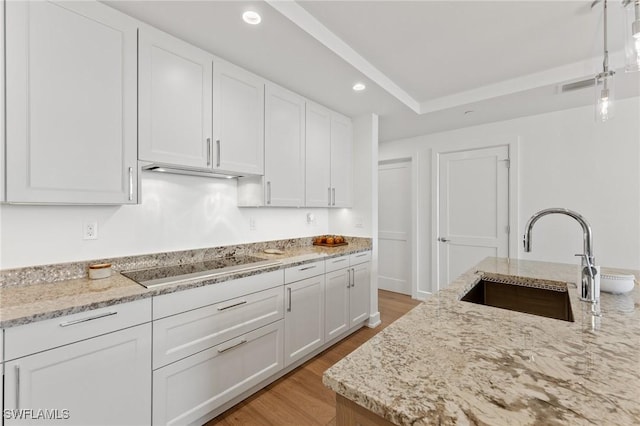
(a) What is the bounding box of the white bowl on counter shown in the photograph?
[600,273,636,294]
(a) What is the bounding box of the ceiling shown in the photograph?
[104,1,640,142]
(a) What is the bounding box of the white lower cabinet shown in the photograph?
[4,323,151,426]
[152,320,284,426]
[325,253,372,341]
[325,268,350,341]
[153,285,284,369]
[284,274,326,367]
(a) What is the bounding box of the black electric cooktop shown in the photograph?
[122,255,281,288]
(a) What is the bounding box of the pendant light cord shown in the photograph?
[603,0,609,73]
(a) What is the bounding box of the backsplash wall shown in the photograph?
[0,172,330,269]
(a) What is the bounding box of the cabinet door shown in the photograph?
[284,276,325,367]
[305,102,332,207]
[350,263,371,328]
[5,1,138,204]
[213,59,264,176]
[325,269,350,341]
[4,324,151,426]
[153,321,283,426]
[330,112,353,208]
[139,26,213,168]
[264,84,306,207]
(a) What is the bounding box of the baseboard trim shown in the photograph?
[366,311,381,328]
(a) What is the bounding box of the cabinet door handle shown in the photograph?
[298,265,316,271]
[266,181,272,205]
[216,139,221,167]
[332,188,336,206]
[207,138,212,166]
[15,365,20,410]
[59,311,117,327]
[128,167,134,201]
[217,300,247,311]
[350,268,355,288]
[328,187,332,206]
[287,287,292,312]
[346,270,350,288]
[217,339,248,354]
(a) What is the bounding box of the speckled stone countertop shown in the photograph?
[323,257,640,426]
[0,239,371,329]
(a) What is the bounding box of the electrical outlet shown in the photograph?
[83,221,98,240]
[249,217,256,231]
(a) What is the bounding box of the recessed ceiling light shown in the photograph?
[352,83,366,92]
[242,11,261,25]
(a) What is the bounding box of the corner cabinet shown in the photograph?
[305,102,353,208]
[263,84,306,207]
[325,252,371,342]
[212,59,265,176]
[138,26,213,169]
[5,0,138,204]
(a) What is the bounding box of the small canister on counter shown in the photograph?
[88,263,112,280]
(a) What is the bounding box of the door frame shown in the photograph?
[378,156,419,299]
[431,137,520,291]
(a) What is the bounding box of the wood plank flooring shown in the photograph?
[208,290,421,426]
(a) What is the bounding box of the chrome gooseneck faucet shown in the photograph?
[523,208,599,304]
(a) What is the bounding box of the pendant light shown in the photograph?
[623,0,640,71]
[595,0,615,122]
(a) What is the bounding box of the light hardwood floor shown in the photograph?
[208,290,422,426]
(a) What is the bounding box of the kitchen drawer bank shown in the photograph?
[0,246,372,425]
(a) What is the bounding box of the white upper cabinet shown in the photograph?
[305,102,332,207]
[5,1,138,204]
[330,112,353,208]
[264,84,306,207]
[139,26,213,168]
[305,103,353,208]
[213,59,264,176]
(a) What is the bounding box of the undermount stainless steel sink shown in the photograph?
[461,275,575,322]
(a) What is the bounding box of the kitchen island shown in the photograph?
[323,257,640,425]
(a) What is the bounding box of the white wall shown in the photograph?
[0,172,329,269]
[330,113,380,327]
[380,96,640,293]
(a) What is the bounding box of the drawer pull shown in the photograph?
[218,339,248,354]
[217,300,247,311]
[15,365,20,410]
[59,311,117,327]
[298,265,317,271]
[355,253,368,258]
[332,258,347,263]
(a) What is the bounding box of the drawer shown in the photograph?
[153,269,284,320]
[4,298,151,361]
[325,255,350,273]
[284,261,325,284]
[153,320,284,426]
[153,286,284,369]
[350,251,372,265]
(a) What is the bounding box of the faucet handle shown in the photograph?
[574,254,597,277]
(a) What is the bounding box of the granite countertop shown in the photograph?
[323,257,640,426]
[0,243,370,329]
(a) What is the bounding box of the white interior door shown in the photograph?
[378,161,412,295]
[437,146,509,289]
